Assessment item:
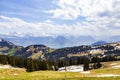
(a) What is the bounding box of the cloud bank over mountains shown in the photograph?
[0,0,120,38]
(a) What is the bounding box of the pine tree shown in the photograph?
[83,57,90,71]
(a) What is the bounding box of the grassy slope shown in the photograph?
[0,61,120,80]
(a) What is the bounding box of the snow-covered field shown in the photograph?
[80,71,90,74]
[109,63,120,69]
[58,65,83,72]
[96,74,120,77]
[112,65,120,69]
[0,65,22,69]
[110,63,117,65]
[0,65,12,68]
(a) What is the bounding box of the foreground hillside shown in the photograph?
[0,61,120,80]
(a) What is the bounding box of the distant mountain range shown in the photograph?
[0,34,96,48]
[0,34,120,48]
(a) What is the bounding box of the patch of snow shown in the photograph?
[96,74,120,77]
[112,65,120,69]
[116,46,120,49]
[0,65,21,69]
[0,65,12,68]
[110,63,117,65]
[80,71,90,74]
[58,65,83,72]
[90,49,101,53]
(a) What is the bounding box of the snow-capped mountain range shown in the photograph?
[0,33,120,48]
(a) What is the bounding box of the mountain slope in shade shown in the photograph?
[0,38,15,48]
[0,38,22,55]
[14,44,55,60]
[91,41,107,46]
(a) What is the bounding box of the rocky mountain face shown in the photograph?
[0,38,120,62]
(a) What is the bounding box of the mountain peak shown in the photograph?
[91,41,107,46]
[0,38,15,47]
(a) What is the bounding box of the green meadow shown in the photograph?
[0,61,120,80]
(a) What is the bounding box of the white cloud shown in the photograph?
[0,15,120,37]
[0,16,94,36]
[44,19,53,23]
[48,0,119,20]
[0,0,120,44]
[46,0,120,37]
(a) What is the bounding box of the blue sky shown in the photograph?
[0,0,120,37]
[0,0,54,22]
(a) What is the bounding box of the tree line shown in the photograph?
[0,55,54,72]
[57,54,119,71]
[0,53,119,72]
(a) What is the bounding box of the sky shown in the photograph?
[0,0,120,37]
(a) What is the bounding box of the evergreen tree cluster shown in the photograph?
[83,57,90,71]
[57,54,119,71]
[0,53,119,72]
[0,55,54,72]
[91,56,102,69]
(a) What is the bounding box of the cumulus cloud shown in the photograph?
[0,16,94,36]
[48,0,120,19]
[0,15,120,37]
[0,16,92,36]
[46,0,120,37]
